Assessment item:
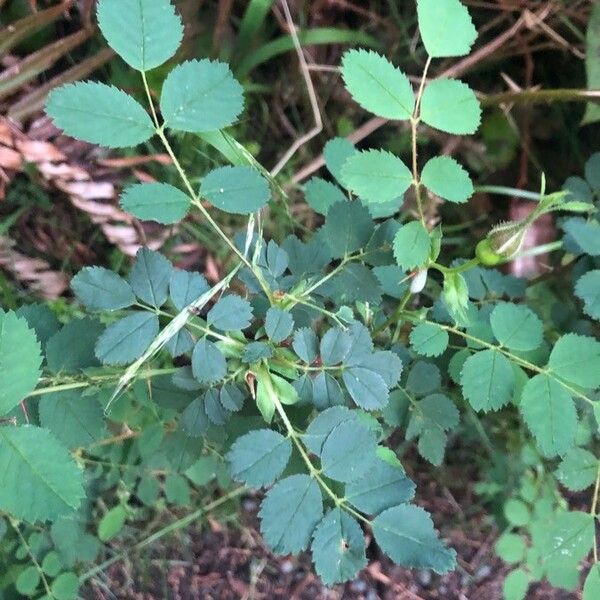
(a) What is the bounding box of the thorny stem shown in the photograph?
[410,56,432,228]
[591,463,600,563]
[9,518,53,597]
[140,72,274,304]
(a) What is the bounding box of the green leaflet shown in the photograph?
[292,327,319,364]
[324,137,356,184]
[95,312,160,366]
[393,221,431,271]
[417,0,477,58]
[555,448,598,492]
[319,327,351,365]
[169,270,209,311]
[71,267,135,312]
[490,303,544,351]
[129,248,173,308]
[562,218,600,256]
[421,156,473,204]
[120,183,191,224]
[227,429,292,488]
[200,166,270,214]
[304,177,347,215]
[303,406,357,455]
[51,572,80,600]
[495,534,526,564]
[342,366,389,410]
[0,425,85,523]
[259,474,323,554]
[98,505,127,542]
[346,459,415,515]
[160,59,244,132]
[181,397,210,437]
[192,339,227,383]
[520,374,577,457]
[405,393,459,466]
[341,149,412,205]
[341,49,415,120]
[420,79,481,135]
[264,307,294,343]
[410,322,449,357]
[15,304,59,351]
[46,82,154,148]
[97,0,183,71]
[320,419,378,482]
[503,569,530,600]
[321,201,374,259]
[39,390,105,449]
[372,504,456,573]
[575,270,600,320]
[46,318,103,373]
[548,333,600,389]
[461,349,515,412]
[0,310,42,416]
[311,509,367,585]
[312,372,345,410]
[584,564,600,600]
[207,294,253,331]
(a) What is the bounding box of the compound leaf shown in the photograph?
[520,374,577,457]
[420,79,481,135]
[46,82,154,148]
[265,307,294,343]
[120,182,191,224]
[410,322,449,357]
[311,509,367,585]
[207,295,253,331]
[320,419,378,482]
[341,49,414,119]
[259,474,323,555]
[0,425,84,523]
[0,310,42,416]
[421,156,473,203]
[192,339,227,383]
[71,267,135,312]
[97,0,182,71]
[95,312,159,366]
[575,270,600,320]
[161,59,244,132]
[417,0,477,58]
[129,248,172,308]
[555,448,598,492]
[341,149,412,205]
[461,349,514,411]
[346,459,415,515]
[372,504,456,573]
[548,333,600,389]
[39,390,105,449]
[490,303,544,351]
[393,221,431,270]
[200,165,270,214]
[227,429,292,488]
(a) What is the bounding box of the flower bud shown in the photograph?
[486,219,530,259]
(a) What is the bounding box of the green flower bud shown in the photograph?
[485,219,530,260]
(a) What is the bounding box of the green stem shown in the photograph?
[257,366,369,525]
[591,462,600,563]
[9,518,53,597]
[430,257,480,275]
[79,487,246,583]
